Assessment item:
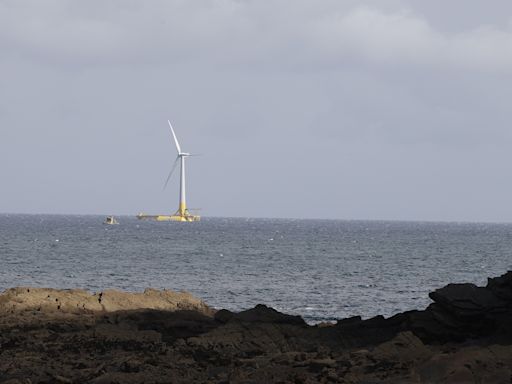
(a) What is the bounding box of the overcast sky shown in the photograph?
[1,0,512,222]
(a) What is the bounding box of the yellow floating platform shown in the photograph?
[136,213,200,222]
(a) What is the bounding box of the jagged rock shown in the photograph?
[336,316,362,326]
[487,271,512,301]
[406,306,464,343]
[429,283,508,316]
[230,304,306,325]
[214,309,234,323]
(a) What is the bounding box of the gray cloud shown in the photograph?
[2,1,512,72]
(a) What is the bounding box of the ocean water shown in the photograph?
[1,214,511,323]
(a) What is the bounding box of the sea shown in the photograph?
[1,214,511,323]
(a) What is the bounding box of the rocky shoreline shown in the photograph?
[2,272,512,383]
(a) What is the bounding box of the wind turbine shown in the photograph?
[162,120,200,222]
[136,121,200,222]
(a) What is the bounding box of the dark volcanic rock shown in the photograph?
[415,273,512,343]
[429,283,508,316]
[230,304,306,325]
[487,271,512,301]
[214,308,234,323]
[3,272,512,383]
[329,271,512,345]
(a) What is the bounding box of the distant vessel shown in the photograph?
[104,216,119,225]
[137,120,200,222]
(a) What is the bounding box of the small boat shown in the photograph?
[104,216,119,225]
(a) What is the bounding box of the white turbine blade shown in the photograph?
[163,156,180,190]
[167,120,182,154]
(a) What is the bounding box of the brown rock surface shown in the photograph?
[2,272,512,383]
[0,287,213,315]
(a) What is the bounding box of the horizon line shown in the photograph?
[1,211,511,226]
